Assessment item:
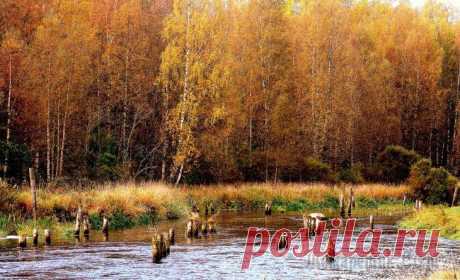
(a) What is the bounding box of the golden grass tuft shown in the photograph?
[13,182,408,221]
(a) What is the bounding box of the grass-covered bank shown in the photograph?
[1,182,409,238]
[426,270,460,280]
[399,206,460,240]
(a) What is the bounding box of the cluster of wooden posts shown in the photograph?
[151,228,175,263]
[185,203,217,239]
[73,207,110,241]
[17,229,51,248]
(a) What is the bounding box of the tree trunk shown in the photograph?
[3,54,12,177]
[46,60,52,182]
[58,92,69,177]
[175,0,191,185]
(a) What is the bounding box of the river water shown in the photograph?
[0,211,458,279]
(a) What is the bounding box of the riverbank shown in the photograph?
[1,182,409,238]
[399,206,460,240]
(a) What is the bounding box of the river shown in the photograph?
[0,211,458,279]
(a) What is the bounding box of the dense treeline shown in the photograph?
[1,0,460,185]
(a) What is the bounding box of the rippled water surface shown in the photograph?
[0,212,459,279]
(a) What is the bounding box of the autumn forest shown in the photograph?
[1,0,460,185]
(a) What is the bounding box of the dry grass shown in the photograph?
[186,182,409,208]
[15,182,190,219]
[12,182,408,221]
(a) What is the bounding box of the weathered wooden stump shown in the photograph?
[369,215,374,230]
[158,233,166,258]
[278,233,287,250]
[162,232,170,256]
[169,228,175,245]
[452,186,458,207]
[264,202,272,216]
[44,229,51,245]
[339,193,345,218]
[18,235,27,248]
[201,222,208,235]
[74,207,82,237]
[208,220,217,233]
[186,220,193,238]
[83,217,90,240]
[326,238,335,263]
[193,220,200,238]
[151,237,161,264]
[348,188,353,217]
[32,229,39,246]
[102,216,109,237]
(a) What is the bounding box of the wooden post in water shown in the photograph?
[32,229,39,246]
[169,228,175,245]
[452,186,458,207]
[29,168,37,224]
[18,235,27,248]
[403,195,407,206]
[264,202,272,216]
[44,229,51,245]
[29,168,38,245]
[83,216,90,240]
[326,237,335,263]
[74,207,82,237]
[278,233,287,250]
[347,188,353,217]
[339,192,345,218]
[162,232,170,256]
[185,220,193,238]
[201,221,208,235]
[151,236,161,264]
[102,216,109,237]
[159,233,166,258]
[369,215,374,230]
[351,187,355,208]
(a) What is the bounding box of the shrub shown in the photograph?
[0,181,16,213]
[338,164,364,184]
[303,158,333,182]
[375,145,421,183]
[408,159,458,204]
[356,197,378,208]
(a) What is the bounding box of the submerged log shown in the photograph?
[32,229,39,246]
[44,229,51,245]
